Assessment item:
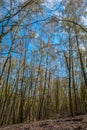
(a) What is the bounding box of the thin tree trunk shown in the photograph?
[72,56,78,115]
[37,53,48,120]
[75,32,87,88]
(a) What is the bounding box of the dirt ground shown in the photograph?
[0,114,87,130]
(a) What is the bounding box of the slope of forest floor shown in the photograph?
[0,114,87,130]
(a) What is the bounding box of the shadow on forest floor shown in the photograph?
[0,114,87,130]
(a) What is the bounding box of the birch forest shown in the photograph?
[0,0,87,126]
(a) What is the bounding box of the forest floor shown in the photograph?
[0,114,87,130]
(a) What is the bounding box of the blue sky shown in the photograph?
[0,0,87,78]
[0,0,87,54]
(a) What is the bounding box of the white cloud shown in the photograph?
[35,33,39,38]
[79,44,86,51]
[43,0,62,8]
[81,16,87,26]
[18,0,27,3]
[54,11,62,16]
